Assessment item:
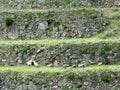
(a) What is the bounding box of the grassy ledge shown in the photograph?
[0,38,120,46]
[0,8,119,13]
[0,65,119,73]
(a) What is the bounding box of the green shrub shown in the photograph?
[81,47,88,53]
[90,11,97,19]
[101,74,110,83]
[18,47,28,54]
[68,73,76,80]
[77,74,84,80]
[79,34,85,38]
[80,9,89,15]
[24,22,30,29]
[53,21,60,27]
[77,59,82,63]
[5,17,14,26]
[97,45,110,56]
[97,49,105,56]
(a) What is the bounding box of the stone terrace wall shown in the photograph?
[0,9,109,39]
[0,42,119,66]
[0,70,119,90]
[0,0,120,9]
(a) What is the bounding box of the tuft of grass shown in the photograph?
[4,17,14,26]
[0,65,119,73]
[24,22,30,29]
[18,47,28,54]
[67,73,76,80]
[101,74,110,83]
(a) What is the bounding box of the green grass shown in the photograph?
[94,20,120,39]
[0,65,119,73]
[0,38,120,46]
[0,66,67,73]
[0,7,119,14]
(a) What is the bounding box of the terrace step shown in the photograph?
[0,39,120,67]
[0,65,119,90]
[0,8,115,39]
[0,1,120,90]
[0,0,120,9]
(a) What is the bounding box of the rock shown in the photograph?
[78,64,85,67]
[81,1,91,6]
[114,1,120,6]
[54,60,58,66]
[98,62,103,66]
[53,85,58,89]
[26,56,38,67]
[72,65,76,68]
[36,47,46,54]
[47,64,54,67]
[63,64,69,67]
[33,61,39,67]
[17,4,22,9]
[38,21,48,30]
[38,0,44,3]
[88,60,95,64]
[7,32,19,39]
[26,60,33,66]
[84,82,89,86]
[26,60,38,66]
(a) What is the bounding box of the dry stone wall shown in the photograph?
[0,0,120,9]
[0,70,119,90]
[0,41,119,66]
[0,9,109,39]
[0,0,120,90]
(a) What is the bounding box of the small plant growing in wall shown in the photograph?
[77,58,82,64]
[61,86,69,90]
[67,73,76,80]
[101,74,110,83]
[18,47,28,54]
[24,22,30,29]
[4,17,14,26]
